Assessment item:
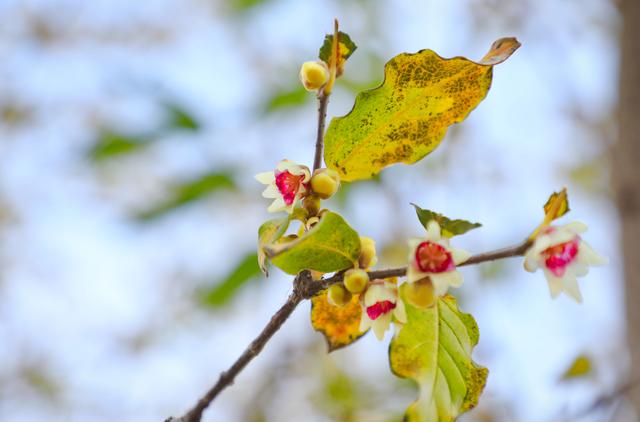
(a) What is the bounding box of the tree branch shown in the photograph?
[166,239,532,422]
[165,272,312,422]
[313,92,329,172]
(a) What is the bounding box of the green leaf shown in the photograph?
[163,102,200,131]
[265,211,361,275]
[199,253,262,308]
[262,86,310,114]
[89,130,152,161]
[389,293,488,421]
[412,204,481,238]
[324,38,520,182]
[319,31,357,71]
[136,172,236,221]
[257,216,291,276]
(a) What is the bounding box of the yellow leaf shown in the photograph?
[543,188,570,222]
[311,289,367,352]
[324,38,520,182]
[530,188,570,240]
[561,354,592,380]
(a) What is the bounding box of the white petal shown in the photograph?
[523,255,539,272]
[578,241,608,266]
[261,184,279,198]
[547,228,575,246]
[431,273,451,296]
[451,248,470,265]
[529,235,552,257]
[425,221,441,241]
[563,221,588,234]
[267,197,286,213]
[561,274,583,303]
[545,272,564,299]
[359,309,372,332]
[364,283,397,306]
[255,171,274,184]
[406,263,426,284]
[394,299,407,324]
[372,313,392,340]
[407,238,423,259]
[276,159,293,172]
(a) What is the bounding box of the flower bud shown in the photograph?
[327,283,352,307]
[310,168,340,199]
[299,61,330,91]
[404,278,436,309]
[358,236,377,269]
[343,268,369,294]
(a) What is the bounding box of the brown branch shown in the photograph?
[313,92,329,172]
[166,239,532,421]
[165,272,312,422]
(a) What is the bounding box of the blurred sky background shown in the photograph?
[0,0,627,421]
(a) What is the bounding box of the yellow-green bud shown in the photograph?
[358,236,377,269]
[327,283,352,307]
[299,61,329,91]
[405,278,436,309]
[343,268,369,294]
[310,168,340,199]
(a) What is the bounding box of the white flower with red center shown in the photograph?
[359,280,407,340]
[406,221,470,296]
[524,221,607,303]
[255,160,311,214]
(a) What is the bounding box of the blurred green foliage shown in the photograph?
[199,253,262,308]
[136,172,236,221]
[89,102,200,161]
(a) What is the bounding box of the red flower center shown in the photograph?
[366,300,396,320]
[543,237,580,277]
[275,170,304,205]
[415,241,454,273]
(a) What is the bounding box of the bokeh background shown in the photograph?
[1,0,635,421]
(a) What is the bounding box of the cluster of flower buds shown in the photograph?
[256,160,341,215]
[328,236,408,340]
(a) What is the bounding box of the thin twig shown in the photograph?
[166,272,311,422]
[313,92,329,172]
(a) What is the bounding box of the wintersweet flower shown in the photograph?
[255,160,311,213]
[524,221,607,303]
[359,280,406,340]
[406,221,470,296]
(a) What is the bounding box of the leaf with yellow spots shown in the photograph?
[530,188,570,240]
[324,37,520,182]
[319,31,357,77]
[389,291,488,422]
[543,188,570,222]
[311,290,367,352]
